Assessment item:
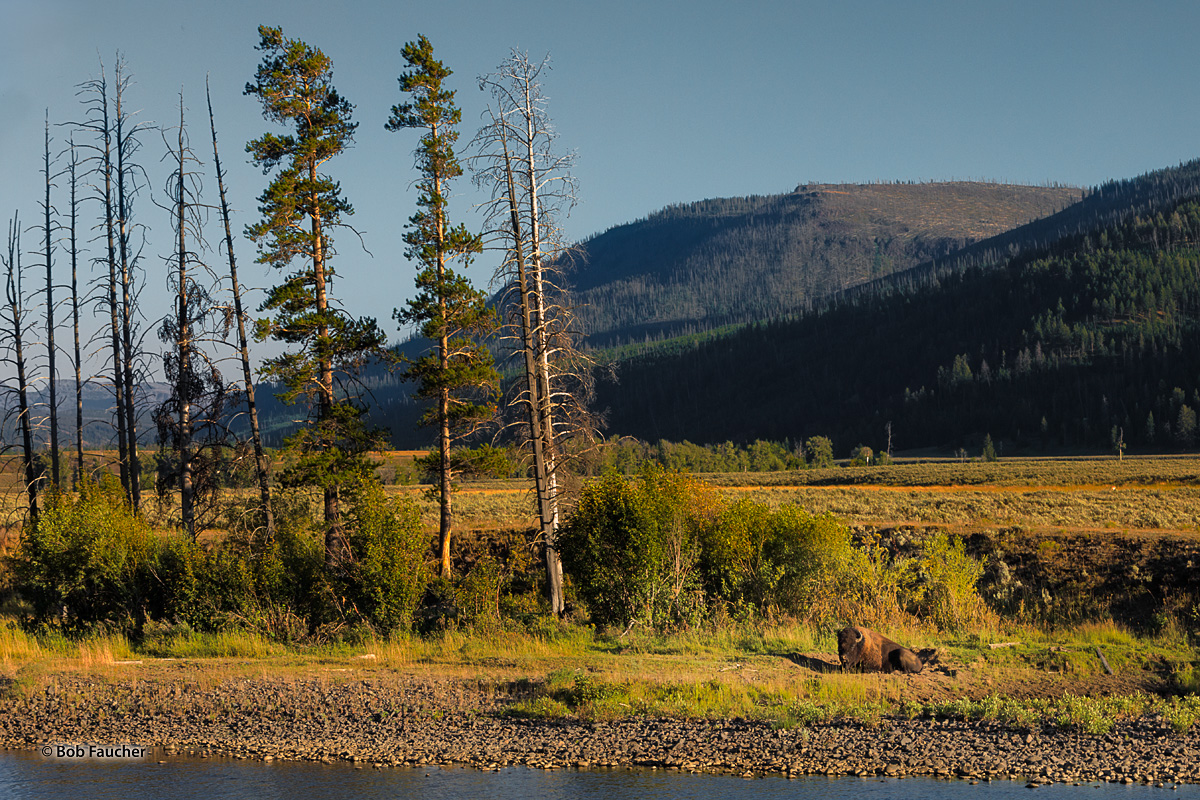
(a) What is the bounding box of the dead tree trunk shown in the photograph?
[476,53,593,615]
[67,135,85,482]
[89,65,132,497]
[206,81,273,540]
[41,114,60,487]
[172,98,195,539]
[5,217,38,526]
[498,131,557,604]
[114,60,142,512]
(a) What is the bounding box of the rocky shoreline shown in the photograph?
[2,672,1198,788]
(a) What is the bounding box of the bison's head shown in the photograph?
[836,626,866,667]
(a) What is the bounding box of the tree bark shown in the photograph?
[42,114,60,487]
[114,65,141,511]
[206,81,273,540]
[68,136,84,482]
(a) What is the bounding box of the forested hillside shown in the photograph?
[569,182,1080,346]
[596,196,1200,456]
[849,159,1200,300]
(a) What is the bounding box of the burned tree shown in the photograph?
[474,51,597,614]
[66,134,86,482]
[112,57,150,512]
[207,79,274,540]
[76,62,130,496]
[38,113,61,487]
[74,56,150,506]
[153,94,236,540]
[3,216,39,525]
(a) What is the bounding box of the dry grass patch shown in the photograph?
[718,484,1200,534]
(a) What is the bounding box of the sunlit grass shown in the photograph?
[76,635,135,669]
[0,623,43,675]
[138,628,286,659]
[699,455,1200,489]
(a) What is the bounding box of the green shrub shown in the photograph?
[700,498,776,613]
[558,466,717,629]
[766,507,860,620]
[338,480,428,634]
[457,555,506,629]
[903,532,992,631]
[702,499,861,622]
[9,477,170,634]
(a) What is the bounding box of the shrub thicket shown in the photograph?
[900,531,994,631]
[557,466,721,629]
[701,499,858,621]
[6,476,428,639]
[561,469,989,632]
[338,480,428,633]
[10,477,167,633]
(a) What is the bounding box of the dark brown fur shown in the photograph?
[836,625,923,674]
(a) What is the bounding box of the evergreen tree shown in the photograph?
[389,35,497,578]
[245,25,388,566]
[982,434,997,462]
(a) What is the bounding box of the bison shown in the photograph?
[836,625,923,674]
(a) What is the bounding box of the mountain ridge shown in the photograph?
[567,180,1081,346]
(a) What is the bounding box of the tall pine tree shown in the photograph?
[246,25,387,565]
[388,35,497,578]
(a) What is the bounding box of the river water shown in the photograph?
[2,749,1198,800]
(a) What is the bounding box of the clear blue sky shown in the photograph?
[2,0,1199,371]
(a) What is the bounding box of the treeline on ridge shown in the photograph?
[596,194,1200,455]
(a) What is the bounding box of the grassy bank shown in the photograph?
[2,616,1198,736]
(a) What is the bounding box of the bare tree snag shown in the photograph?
[206,78,273,541]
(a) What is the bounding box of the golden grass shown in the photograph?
[700,455,1200,489]
[715,484,1200,534]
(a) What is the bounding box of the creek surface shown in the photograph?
[2,750,1199,800]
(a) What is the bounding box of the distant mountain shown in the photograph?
[567,182,1080,346]
[595,160,1200,454]
[1,380,172,451]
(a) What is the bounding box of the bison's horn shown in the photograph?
[854,629,863,641]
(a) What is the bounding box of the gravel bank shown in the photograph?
[1,672,1197,787]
